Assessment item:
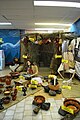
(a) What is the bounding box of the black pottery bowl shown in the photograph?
[2,97,10,104]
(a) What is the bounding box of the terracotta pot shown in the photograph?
[14,88,17,95]
[64,98,80,114]
[0,84,4,88]
[5,78,11,85]
[48,83,60,91]
[6,75,11,79]
[11,93,16,101]
[33,95,45,105]
[0,76,5,82]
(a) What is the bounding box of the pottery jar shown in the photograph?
[11,93,16,101]
[5,78,11,85]
[14,88,17,95]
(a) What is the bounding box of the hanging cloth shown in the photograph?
[62,52,74,70]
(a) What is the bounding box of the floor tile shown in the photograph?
[13,112,23,120]
[0,112,5,119]
[24,105,32,110]
[7,105,16,110]
[15,107,24,113]
[23,110,32,116]
[50,106,58,112]
[42,115,52,120]
[32,113,42,120]
[23,116,32,120]
[42,110,51,115]
[51,112,63,119]
[3,116,13,120]
[5,110,15,115]
[16,102,25,107]
[25,100,33,105]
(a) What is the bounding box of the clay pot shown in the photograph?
[63,98,80,114]
[0,76,5,82]
[14,88,17,95]
[48,83,60,91]
[11,93,17,101]
[4,90,10,96]
[6,75,11,85]
[10,72,20,78]
[0,84,4,88]
[6,75,11,79]
[33,95,45,105]
[2,97,10,104]
[5,78,11,85]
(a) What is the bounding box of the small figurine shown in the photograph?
[22,86,27,96]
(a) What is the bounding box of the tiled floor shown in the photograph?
[0,96,80,120]
[0,67,80,120]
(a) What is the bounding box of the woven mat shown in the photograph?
[61,80,80,98]
[0,87,42,112]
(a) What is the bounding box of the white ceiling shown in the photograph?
[0,0,80,30]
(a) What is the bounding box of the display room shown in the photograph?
[0,0,80,120]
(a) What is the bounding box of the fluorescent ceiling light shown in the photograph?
[35,28,65,31]
[35,23,72,26]
[0,22,12,25]
[34,1,80,8]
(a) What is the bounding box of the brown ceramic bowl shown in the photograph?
[0,84,4,88]
[63,98,80,114]
[10,72,20,78]
[48,83,60,91]
[6,75,11,79]
[6,85,13,91]
[2,97,10,104]
[0,76,6,82]
[34,95,45,105]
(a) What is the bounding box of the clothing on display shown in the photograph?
[75,61,80,79]
[58,37,75,80]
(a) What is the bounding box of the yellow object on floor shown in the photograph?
[62,85,71,90]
